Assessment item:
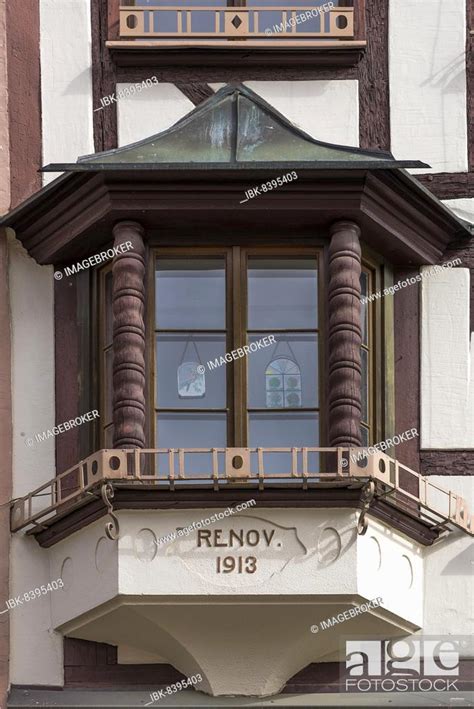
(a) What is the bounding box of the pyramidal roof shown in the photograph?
[42,84,428,171]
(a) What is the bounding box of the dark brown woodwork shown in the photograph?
[92,0,118,151]
[6,0,41,207]
[418,172,474,200]
[4,170,470,267]
[112,222,146,448]
[354,0,366,43]
[118,64,358,85]
[109,45,366,69]
[34,486,439,548]
[358,0,390,151]
[13,658,474,694]
[175,82,214,106]
[328,220,362,447]
[393,268,420,472]
[420,450,474,476]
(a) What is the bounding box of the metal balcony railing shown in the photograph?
[10,447,474,538]
[118,4,355,42]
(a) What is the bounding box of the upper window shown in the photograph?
[153,249,320,458]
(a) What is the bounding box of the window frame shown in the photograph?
[95,241,391,452]
[149,245,324,448]
[98,262,114,448]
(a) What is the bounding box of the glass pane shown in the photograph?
[155,259,225,329]
[105,346,114,425]
[247,258,318,329]
[248,334,318,408]
[156,334,226,408]
[360,271,368,346]
[104,424,114,448]
[249,412,318,446]
[360,425,369,447]
[361,347,369,424]
[249,412,319,474]
[105,270,113,347]
[250,1,327,35]
[156,413,227,476]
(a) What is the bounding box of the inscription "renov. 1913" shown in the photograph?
[194,528,277,575]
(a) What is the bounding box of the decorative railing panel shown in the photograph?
[119,4,354,40]
[10,447,474,537]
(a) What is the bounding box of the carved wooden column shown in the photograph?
[328,220,362,447]
[112,221,146,448]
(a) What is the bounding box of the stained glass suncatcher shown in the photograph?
[265,357,302,408]
[177,361,205,398]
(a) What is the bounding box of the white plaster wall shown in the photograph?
[40,0,94,184]
[421,266,474,448]
[422,476,474,648]
[390,0,467,173]
[358,519,423,629]
[8,233,62,685]
[443,198,474,225]
[212,81,359,146]
[117,83,194,147]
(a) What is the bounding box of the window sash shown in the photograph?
[151,246,322,447]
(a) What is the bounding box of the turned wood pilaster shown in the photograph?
[328,221,362,447]
[112,222,146,448]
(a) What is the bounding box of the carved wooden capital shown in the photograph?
[328,220,362,447]
[112,221,146,448]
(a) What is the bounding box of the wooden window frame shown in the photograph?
[149,245,323,448]
[94,241,391,451]
[98,263,114,448]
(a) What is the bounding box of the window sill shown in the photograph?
[106,39,367,68]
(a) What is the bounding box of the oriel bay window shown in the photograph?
[97,244,380,468]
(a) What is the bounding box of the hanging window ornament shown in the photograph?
[177,338,205,398]
[265,339,302,408]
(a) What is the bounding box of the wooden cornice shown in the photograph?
[1,169,470,266]
[106,43,367,69]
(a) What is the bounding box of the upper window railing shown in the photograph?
[117,0,358,44]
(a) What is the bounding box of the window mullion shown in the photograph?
[231,246,246,446]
